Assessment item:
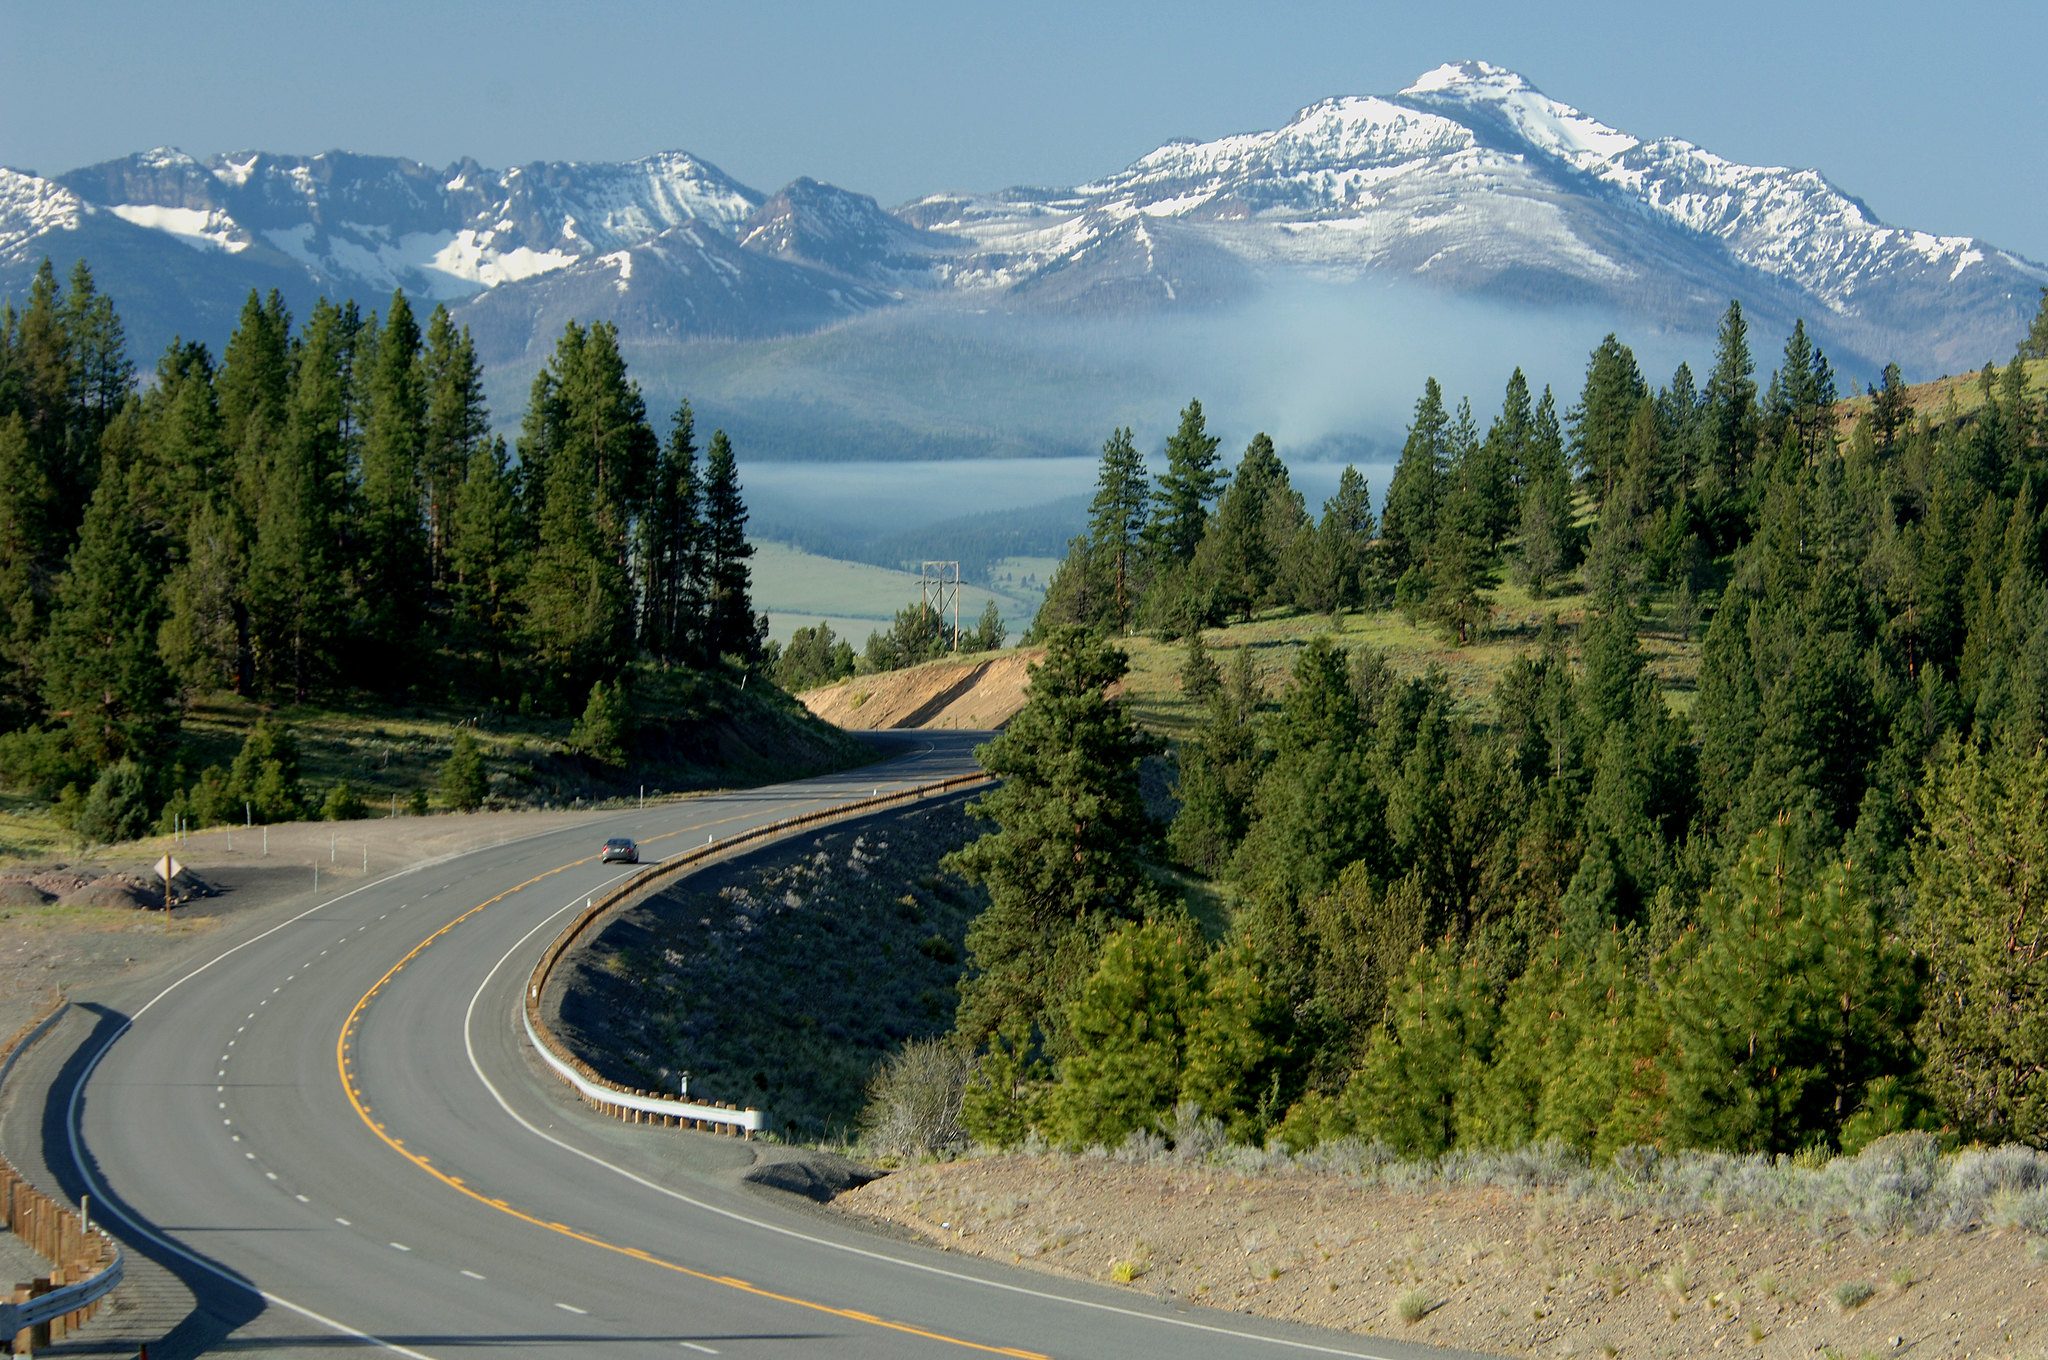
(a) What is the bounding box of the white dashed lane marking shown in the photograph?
[390,1243,410,1252]
[555,1303,587,1315]
[460,1270,485,1281]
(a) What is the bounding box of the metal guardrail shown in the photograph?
[522,770,993,1138]
[1,1001,125,1350]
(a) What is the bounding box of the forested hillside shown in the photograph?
[938,292,2048,1159]
[0,259,812,845]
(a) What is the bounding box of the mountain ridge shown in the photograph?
[2,62,2040,402]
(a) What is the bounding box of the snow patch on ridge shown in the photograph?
[109,203,247,253]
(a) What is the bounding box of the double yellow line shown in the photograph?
[335,811,1046,1359]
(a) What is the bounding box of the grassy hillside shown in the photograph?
[1837,355,2047,433]
[1115,581,1700,741]
[0,669,868,865]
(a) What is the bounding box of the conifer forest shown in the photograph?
[947,293,2048,1159]
[0,261,767,840]
[10,243,2048,1164]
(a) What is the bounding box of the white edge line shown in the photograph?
[462,824,1413,1360]
[39,748,971,1360]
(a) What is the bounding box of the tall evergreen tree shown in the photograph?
[1146,398,1225,564]
[447,436,521,678]
[356,291,428,672]
[700,429,759,662]
[2020,287,2048,361]
[0,415,51,723]
[638,402,706,664]
[420,305,489,584]
[41,455,171,766]
[1380,378,1449,576]
[1702,300,1759,520]
[1570,334,1647,506]
[946,628,1159,1051]
[1087,426,1149,634]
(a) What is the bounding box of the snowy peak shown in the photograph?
[47,146,771,303]
[737,177,951,282]
[0,169,86,260]
[1398,61,1638,169]
[3,63,2042,376]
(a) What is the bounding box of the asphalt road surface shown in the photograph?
[16,733,1480,1360]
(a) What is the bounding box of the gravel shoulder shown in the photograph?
[840,1153,2048,1359]
[0,805,644,1042]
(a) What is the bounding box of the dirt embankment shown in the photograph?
[800,651,1043,730]
[842,1155,2048,1359]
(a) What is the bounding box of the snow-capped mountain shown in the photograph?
[906,62,2042,371]
[2,63,2040,379]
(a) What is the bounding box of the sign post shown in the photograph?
[153,854,184,930]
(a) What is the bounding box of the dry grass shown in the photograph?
[1114,582,1702,740]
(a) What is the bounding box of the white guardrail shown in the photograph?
[0,1003,125,1344]
[522,1008,764,1133]
[520,770,992,1139]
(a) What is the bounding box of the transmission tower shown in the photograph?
[920,561,961,652]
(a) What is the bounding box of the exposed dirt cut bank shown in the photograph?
[841,1154,2048,1359]
[800,651,1043,730]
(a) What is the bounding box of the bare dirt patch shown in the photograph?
[841,1154,2048,1358]
[800,651,1042,730]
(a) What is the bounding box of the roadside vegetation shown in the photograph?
[858,292,2048,1180]
[0,261,864,858]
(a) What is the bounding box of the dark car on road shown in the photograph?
[600,836,639,864]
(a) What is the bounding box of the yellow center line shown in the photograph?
[334,796,1047,1360]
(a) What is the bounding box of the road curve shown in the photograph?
[18,733,1480,1360]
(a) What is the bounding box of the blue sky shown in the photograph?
[6,1,2044,262]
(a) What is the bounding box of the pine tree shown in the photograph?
[1045,921,1200,1147]
[216,290,292,506]
[1703,299,1759,504]
[438,728,488,811]
[420,305,489,583]
[1570,334,1647,506]
[1180,939,1291,1142]
[1167,647,1262,875]
[1515,387,1575,596]
[1911,743,2048,1142]
[447,437,521,677]
[2020,287,2048,361]
[521,416,630,699]
[946,627,1159,1051]
[638,402,705,664]
[40,455,172,766]
[356,291,428,672]
[1346,946,1497,1156]
[1087,427,1149,634]
[1871,361,1911,454]
[1289,465,1373,617]
[1195,432,1293,622]
[1380,378,1449,576]
[58,260,133,455]
[0,414,51,722]
[700,429,759,661]
[1662,821,1913,1152]
[1146,398,1225,565]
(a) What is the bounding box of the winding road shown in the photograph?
[8,733,1474,1360]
